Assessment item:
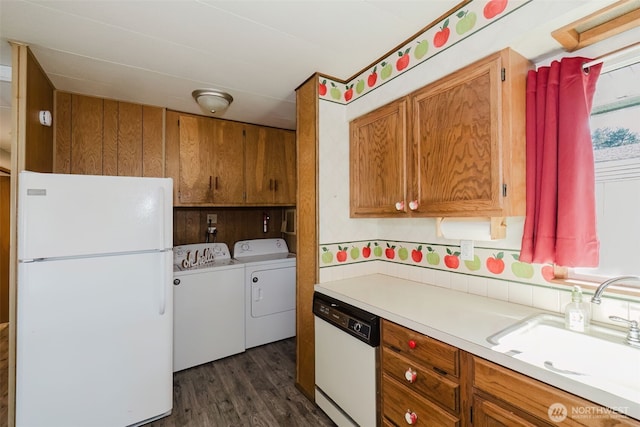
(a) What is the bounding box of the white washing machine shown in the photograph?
[233,238,296,349]
[173,243,245,372]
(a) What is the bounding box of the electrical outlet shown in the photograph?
[207,214,217,224]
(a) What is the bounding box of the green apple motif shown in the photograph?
[381,61,392,80]
[426,246,440,266]
[511,254,534,278]
[329,82,341,100]
[456,10,477,35]
[464,255,481,271]
[321,247,333,264]
[414,40,429,60]
[355,79,365,94]
[373,242,383,257]
[398,247,409,261]
[350,246,360,260]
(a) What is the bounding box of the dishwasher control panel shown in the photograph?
[313,292,380,346]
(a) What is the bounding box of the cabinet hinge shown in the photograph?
[503,184,507,197]
[501,68,506,82]
[470,406,473,423]
[243,129,246,137]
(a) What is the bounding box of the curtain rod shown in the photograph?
[582,42,640,70]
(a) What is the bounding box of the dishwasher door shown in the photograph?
[313,293,379,427]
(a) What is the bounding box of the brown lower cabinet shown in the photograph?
[380,319,639,427]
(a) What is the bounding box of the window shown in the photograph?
[571,59,640,281]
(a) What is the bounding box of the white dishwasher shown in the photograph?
[173,243,245,372]
[314,292,380,427]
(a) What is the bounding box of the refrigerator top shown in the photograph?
[18,172,173,261]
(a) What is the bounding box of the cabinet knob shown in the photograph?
[409,199,419,210]
[405,367,417,383]
[395,201,405,211]
[408,339,417,349]
[405,410,418,425]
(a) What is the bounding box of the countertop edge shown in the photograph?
[314,275,640,421]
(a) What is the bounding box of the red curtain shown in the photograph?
[520,57,602,267]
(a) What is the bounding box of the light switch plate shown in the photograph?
[460,240,474,261]
[207,214,217,224]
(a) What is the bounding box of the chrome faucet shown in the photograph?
[591,275,640,347]
[591,275,640,304]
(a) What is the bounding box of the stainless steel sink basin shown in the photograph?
[487,313,640,402]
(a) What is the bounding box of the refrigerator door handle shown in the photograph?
[160,251,171,315]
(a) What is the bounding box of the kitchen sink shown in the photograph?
[487,313,640,402]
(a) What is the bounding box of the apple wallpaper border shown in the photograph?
[319,239,553,285]
[318,0,533,104]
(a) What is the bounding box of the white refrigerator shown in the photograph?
[16,171,174,427]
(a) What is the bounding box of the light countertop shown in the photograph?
[314,274,640,420]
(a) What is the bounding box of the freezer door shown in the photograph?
[16,251,173,427]
[18,171,172,260]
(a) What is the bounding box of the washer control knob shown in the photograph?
[173,279,181,286]
[408,339,417,349]
[405,368,417,383]
[405,410,418,425]
[252,277,259,283]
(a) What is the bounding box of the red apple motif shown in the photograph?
[336,246,348,263]
[396,48,411,71]
[368,66,378,87]
[362,242,372,258]
[541,265,555,282]
[385,243,396,260]
[344,84,354,102]
[411,245,423,263]
[444,248,460,269]
[318,79,327,96]
[486,252,505,274]
[483,0,508,19]
[433,19,450,48]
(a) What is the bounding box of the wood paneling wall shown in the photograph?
[54,92,163,177]
[0,176,9,324]
[294,75,319,399]
[25,48,54,172]
[173,207,294,253]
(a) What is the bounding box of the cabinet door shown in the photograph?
[350,98,407,217]
[209,120,245,205]
[473,396,540,427]
[412,56,502,216]
[245,125,296,205]
[177,114,213,204]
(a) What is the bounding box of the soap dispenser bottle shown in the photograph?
[565,285,590,332]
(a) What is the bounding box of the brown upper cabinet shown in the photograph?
[350,98,408,216]
[166,111,296,207]
[350,48,531,218]
[244,124,297,205]
[54,92,163,177]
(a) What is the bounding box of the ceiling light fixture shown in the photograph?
[192,89,233,114]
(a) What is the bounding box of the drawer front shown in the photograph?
[382,319,459,376]
[473,356,640,427]
[382,374,460,427]
[382,347,459,413]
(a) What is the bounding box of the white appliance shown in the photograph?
[313,292,380,427]
[16,171,173,427]
[172,242,245,372]
[233,238,296,348]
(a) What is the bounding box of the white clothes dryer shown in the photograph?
[233,238,296,349]
[172,243,245,372]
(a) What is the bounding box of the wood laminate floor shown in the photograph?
[148,338,335,427]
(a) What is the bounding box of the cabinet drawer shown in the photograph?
[382,319,459,377]
[382,374,459,427]
[473,356,640,426]
[382,347,459,413]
